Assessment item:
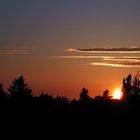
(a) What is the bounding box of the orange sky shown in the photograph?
[1,53,138,99]
[0,0,140,99]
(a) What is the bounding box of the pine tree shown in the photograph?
[8,76,32,99]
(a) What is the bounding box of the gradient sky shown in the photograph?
[0,0,140,99]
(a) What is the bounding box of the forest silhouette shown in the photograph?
[0,73,140,137]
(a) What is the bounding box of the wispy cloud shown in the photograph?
[90,62,140,68]
[52,46,140,68]
[66,46,140,53]
[52,56,114,59]
[0,48,31,55]
[52,55,140,67]
[103,58,140,62]
[101,57,140,67]
[52,55,140,60]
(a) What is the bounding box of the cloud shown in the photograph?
[103,58,140,62]
[90,62,140,68]
[53,46,140,67]
[52,55,140,67]
[90,61,140,68]
[0,48,31,55]
[66,46,140,53]
[52,56,114,59]
[52,55,140,60]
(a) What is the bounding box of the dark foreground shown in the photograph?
[0,98,140,139]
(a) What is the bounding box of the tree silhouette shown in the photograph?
[132,72,140,98]
[0,83,7,100]
[122,73,140,100]
[79,88,90,101]
[55,96,69,104]
[94,95,103,101]
[39,92,53,100]
[102,89,112,100]
[122,74,132,99]
[0,74,140,136]
[8,76,32,99]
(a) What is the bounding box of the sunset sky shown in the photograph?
[0,0,140,99]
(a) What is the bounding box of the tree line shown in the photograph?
[0,73,140,137]
[0,72,140,103]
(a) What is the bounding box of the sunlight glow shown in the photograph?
[113,89,122,99]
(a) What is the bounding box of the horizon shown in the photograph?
[0,73,138,100]
[0,0,140,99]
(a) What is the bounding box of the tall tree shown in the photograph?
[8,76,32,99]
[122,73,140,100]
[122,74,132,99]
[132,72,140,98]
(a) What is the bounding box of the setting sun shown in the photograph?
[113,89,122,99]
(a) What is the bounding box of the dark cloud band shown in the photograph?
[66,47,140,53]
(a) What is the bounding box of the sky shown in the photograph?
[0,0,140,99]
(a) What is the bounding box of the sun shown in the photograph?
[113,89,122,99]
